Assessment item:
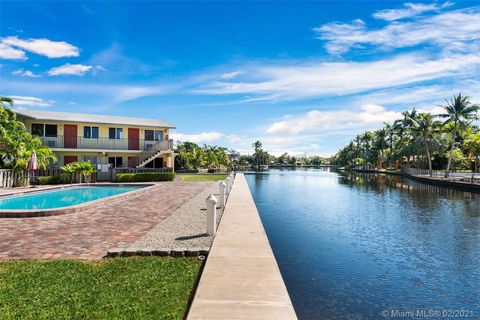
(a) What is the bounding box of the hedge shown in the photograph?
[115,172,176,182]
[37,176,63,185]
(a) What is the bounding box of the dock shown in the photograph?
[187,173,297,319]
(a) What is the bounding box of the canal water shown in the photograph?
[245,169,480,320]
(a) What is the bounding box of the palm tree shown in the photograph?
[438,94,480,177]
[215,147,230,169]
[372,128,388,168]
[189,145,205,170]
[408,113,442,176]
[464,131,480,180]
[0,96,14,108]
[1,102,56,170]
[252,141,266,165]
[360,131,374,169]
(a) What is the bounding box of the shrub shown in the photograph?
[115,172,176,182]
[37,176,62,185]
[16,176,29,187]
[61,161,95,183]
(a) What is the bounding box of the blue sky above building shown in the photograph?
[1,1,479,156]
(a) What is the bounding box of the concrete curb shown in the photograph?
[105,247,210,258]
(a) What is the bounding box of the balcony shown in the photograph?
[38,135,174,151]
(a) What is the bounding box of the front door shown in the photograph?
[64,155,77,165]
[128,157,139,167]
[128,128,139,150]
[64,124,77,148]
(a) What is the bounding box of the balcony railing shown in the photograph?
[38,135,174,151]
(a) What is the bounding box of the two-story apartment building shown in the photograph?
[15,110,176,170]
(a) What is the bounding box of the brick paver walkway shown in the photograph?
[0,181,211,259]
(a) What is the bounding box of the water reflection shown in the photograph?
[245,169,480,320]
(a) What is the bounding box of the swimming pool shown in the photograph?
[0,185,147,210]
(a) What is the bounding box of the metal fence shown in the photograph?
[39,136,173,151]
[402,167,480,182]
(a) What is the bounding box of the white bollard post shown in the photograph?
[206,194,217,235]
[219,181,226,208]
[229,172,234,191]
[226,177,231,194]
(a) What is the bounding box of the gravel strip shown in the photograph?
[128,181,224,250]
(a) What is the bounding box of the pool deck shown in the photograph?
[187,173,297,319]
[0,181,211,259]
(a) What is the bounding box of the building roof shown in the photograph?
[15,109,176,129]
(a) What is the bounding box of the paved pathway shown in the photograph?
[128,182,224,250]
[0,181,210,259]
[187,174,297,319]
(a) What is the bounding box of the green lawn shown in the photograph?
[180,174,228,181]
[0,257,202,320]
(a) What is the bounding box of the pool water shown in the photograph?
[246,169,480,320]
[0,185,145,210]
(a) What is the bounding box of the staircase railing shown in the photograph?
[137,139,174,167]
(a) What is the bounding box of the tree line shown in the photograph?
[332,94,480,177]
[233,141,330,167]
[175,142,231,171]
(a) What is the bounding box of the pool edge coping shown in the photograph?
[0,183,157,218]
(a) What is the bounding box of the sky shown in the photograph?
[1,1,479,156]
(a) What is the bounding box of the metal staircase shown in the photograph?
[137,150,164,168]
[136,140,173,168]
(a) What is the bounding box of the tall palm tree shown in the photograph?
[360,131,373,169]
[464,130,480,180]
[438,94,480,177]
[0,96,14,107]
[189,145,205,170]
[408,113,442,176]
[252,140,265,165]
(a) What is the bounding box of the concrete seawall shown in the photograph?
[350,169,480,193]
[187,173,297,319]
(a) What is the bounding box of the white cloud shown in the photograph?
[1,78,172,104]
[0,43,26,60]
[12,69,41,77]
[196,52,480,101]
[220,70,244,79]
[314,6,480,54]
[171,132,223,143]
[47,63,93,76]
[357,80,480,108]
[266,105,401,135]
[373,2,454,21]
[225,134,241,143]
[9,95,53,107]
[1,36,79,58]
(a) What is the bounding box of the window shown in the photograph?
[108,157,123,168]
[109,128,123,139]
[145,157,163,168]
[45,124,58,137]
[32,123,44,136]
[32,123,57,137]
[145,130,154,141]
[145,129,164,141]
[155,130,164,141]
[83,156,98,165]
[84,126,99,139]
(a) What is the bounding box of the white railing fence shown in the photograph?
[0,170,29,188]
[402,167,480,181]
[0,169,98,188]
